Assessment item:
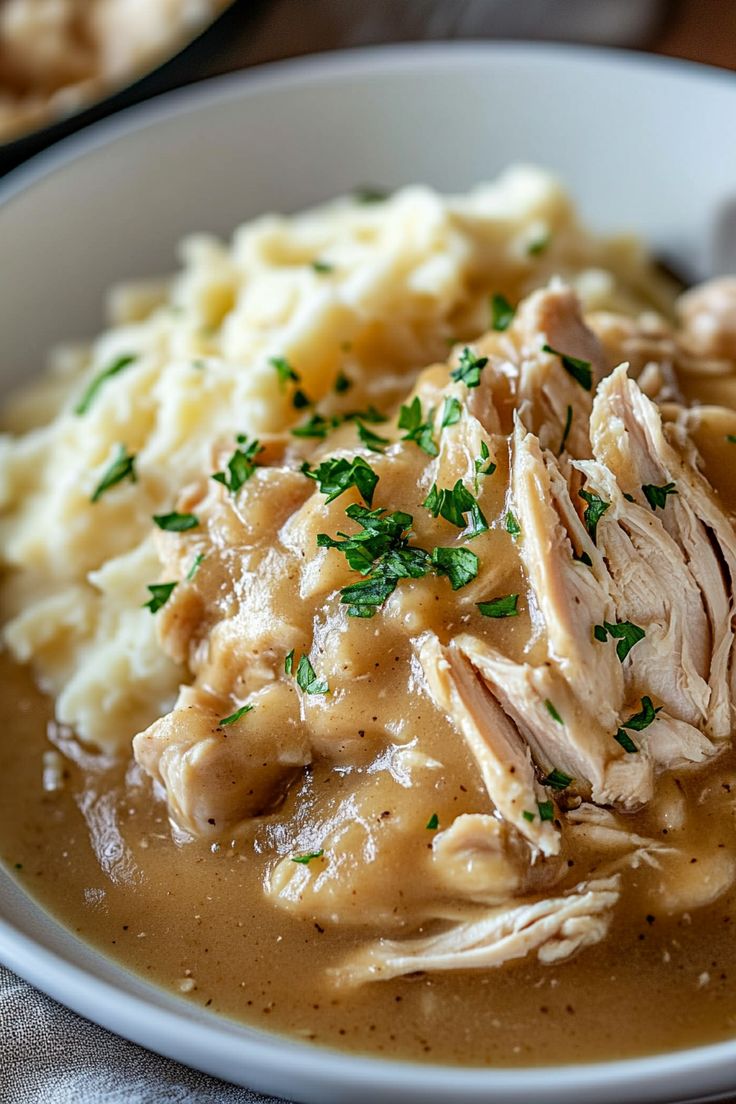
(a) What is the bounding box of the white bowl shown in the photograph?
[2,42,736,1104]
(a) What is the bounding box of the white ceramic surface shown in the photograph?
[1,42,736,1104]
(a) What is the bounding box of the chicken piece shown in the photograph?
[564,804,675,870]
[591,366,736,738]
[418,634,559,856]
[574,457,711,731]
[511,422,623,730]
[677,277,736,363]
[330,875,620,986]
[456,635,654,810]
[133,684,311,839]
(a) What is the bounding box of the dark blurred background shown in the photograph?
[0,0,733,176]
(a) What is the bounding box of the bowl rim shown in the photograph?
[3,39,736,1103]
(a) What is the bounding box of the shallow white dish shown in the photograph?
[2,41,736,1104]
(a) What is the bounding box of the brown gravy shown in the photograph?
[3,652,736,1067]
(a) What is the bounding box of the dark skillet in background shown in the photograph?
[0,0,266,176]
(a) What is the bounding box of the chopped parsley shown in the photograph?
[614,729,638,753]
[579,488,610,542]
[727,434,736,444]
[474,441,496,493]
[423,480,488,537]
[218,704,254,726]
[537,800,555,821]
[90,444,137,502]
[292,388,311,410]
[291,850,324,864]
[284,649,295,676]
[212,436,263,494]
[527,232,551,257]
[542,344,592,392]
[505,510,521,538]
[544,700,564,725]
[303,455,378,506]
[186,553,205,581]
[522,810,535,823]
[295,655,329,695]
[558,404,573,456]
[642,482,678,510]
[477,594,519,619]
[543,768,572,790]
[311,259,334,274]
[291,412,341,439]
[354,185,388,203]
[397,396,438,456]
[357,421,390,453]
[153,512,199,532]
[490,293,515,332]
[426,813,439,830]
[451,347,488,389]
[430,546,479,590]
[441,396,462,428]
[594,620,646,662]
[573,549,593,567]
[75,354,136,415]
[622,695,661,732]
[334,370,352,394]
[270,355,299,386]
[143,581,177,613]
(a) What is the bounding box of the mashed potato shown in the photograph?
[0,167,674,752]
[0,0,227,142]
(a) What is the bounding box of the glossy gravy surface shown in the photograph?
[4,653,736,1067]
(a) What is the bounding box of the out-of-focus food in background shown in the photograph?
[0,0,229,143]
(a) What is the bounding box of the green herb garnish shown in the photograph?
[219,704,254,726]
[441,396,462,428]
[357,421,390,453]
[354,185,388,203]
[558,404,573,456]
[291,850,324,864]
[186,553,205,581]
[212,436,263,494]
[522,810,535,823]
[334,370,352,394]
[579,488,610,542]
[397,396,438,456]
[543,768,572,790]
[490,293,515,332]
[642,482,678,510]
[544,701,564,725]
[477,594,519,618]
[505,510,521,538]
[270,355,299,386]
[543,344,592,391]
[153,512,199,532]
[594,620,646,662]
[430,546,479,590]
[423,480,488,537]
[474,441,496,493]
[537,800,555,821]
[311,260,334,274]
[295,655,329,695]
[426,813,439,830]
[303,455,378,506]
[285,649,295,676]
[622,695,661,732]
[75,354,136,415]
[451,347,488,389]
[527,232,550,257]
[90,444,137,502]
[614,729,638,753]
[143,582,177,613]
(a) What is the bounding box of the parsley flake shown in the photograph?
[544,700,564,725]
[544,767,572,790]
[490,293,515,332]
[270,356,299,386]
[477,594,519,618]
[537,800,555,821]
[291,412,341,439]
[474,441,496,492]
[75,354,136,416]
[90,445,137,502]
[594,620,646,662]
[295,655,329,695]
[291,850,324,864]
[642,482,678,510]
[522,810,535,823]
[579,488,610,542]
[219,704,254,726]
[426,813,439,830]
[505,510,521,538]
[311,259,333,274]
[542,344,592,391]
[451,347,488,389]
[622,695,661,732]
[143,582,177,613]
[558,404,573,456]
[397,396,438,456]
[727,434,736,444]
[186,553,205,581]
[334,370,352,394]
[430,546,479,590]
[614,729,638,753]
[357,421,390,453]
[354,185,388,203]
[213,436,263,494]
[153,512,199,532]
[303,456,378,506]
[423,480,488,537]
[284,649,295,676]
[441,396,462,428]
[527,232,551,257]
